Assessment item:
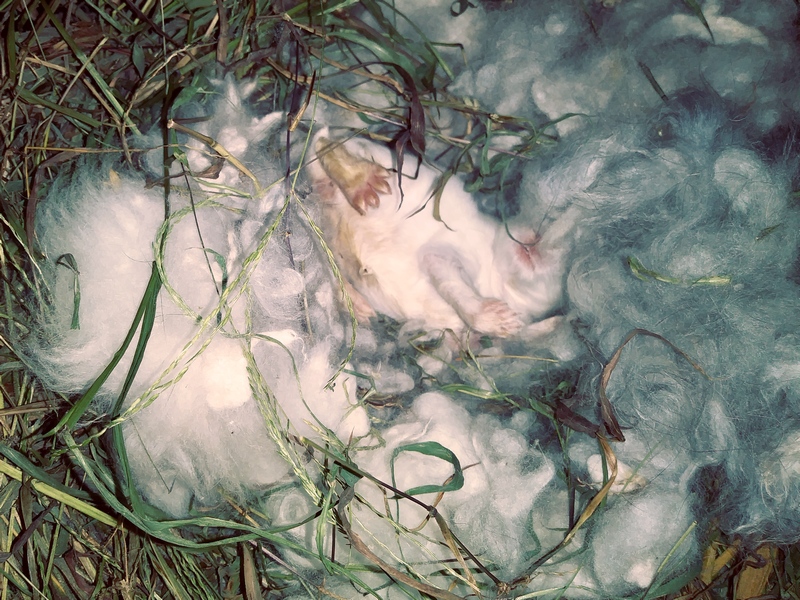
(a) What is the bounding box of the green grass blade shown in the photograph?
[682,0,714,43]
[390,441,464,496]
[110,262,161,513]
[54,254,80,330]
[39,0,141,135]
[16,88,102,129]
[49,264,161,434]
[0,444,92,502]
[0,457,116,527]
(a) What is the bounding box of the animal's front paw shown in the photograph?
[347,165,391,214]
[315,136,392,214]
[469,299,524,338]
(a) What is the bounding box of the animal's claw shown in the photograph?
[316,136,392,215]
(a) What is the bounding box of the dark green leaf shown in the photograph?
[132,43,146,78]
[56,253,81,329]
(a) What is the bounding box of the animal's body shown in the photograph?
[309,135,566,338]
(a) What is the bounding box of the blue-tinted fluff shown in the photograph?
[541,91,800,545]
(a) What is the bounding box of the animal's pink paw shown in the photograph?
[347,166,391,214]
[315,136,392,215]
[470,299,524,338]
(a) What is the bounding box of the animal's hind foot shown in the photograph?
[469,299,524,338]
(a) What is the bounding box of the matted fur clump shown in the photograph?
[26,86,372,517]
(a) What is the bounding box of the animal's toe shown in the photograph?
[348,178,386,214]
[369,170,391,196]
